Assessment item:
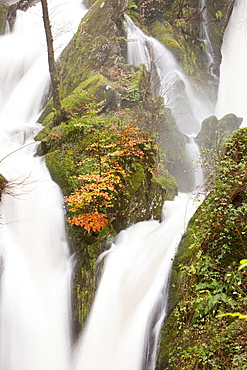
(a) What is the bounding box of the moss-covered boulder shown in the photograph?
[196,113,242,181]
[37,73,120,135]
[62,74,119,112]
[40,115,177,333]
[58,0,127,98]
[150,21,182,60]
[45,150,77,194]
[112,164,176,232]
[196,113,242,151]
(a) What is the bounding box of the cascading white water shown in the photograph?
[0,2,207,369]
[125,15,206,191]
[185,137,204,188]
[0,1,87,369]
[125,15,211,136]
[199,0,217,79]
[72,193,202,370]
[71,15,206,370]
[215,0,247,126]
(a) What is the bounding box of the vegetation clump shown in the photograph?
[40,93,178,330]
[157,128,247,369]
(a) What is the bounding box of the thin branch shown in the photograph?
[0,142,37,164]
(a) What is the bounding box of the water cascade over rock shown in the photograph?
[0,1,87,369]
[125,15,210,137]
[199,0,217,79]
[125,15,209,190]
[72,194,201,370]
[72,14,210,370]
[216,0,247,126]
[0,1,218,369]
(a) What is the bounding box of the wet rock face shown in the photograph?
[196,113,242,152]
[203,0,235,77]
[195,113,242,181]
[6,0,35,29]
[88,36,121,70]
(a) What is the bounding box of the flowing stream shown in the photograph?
[0,1,86,369]
[72,194,201,370]
[0,1,216,369]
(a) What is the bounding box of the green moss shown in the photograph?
[150,21,182,59]
[0,4,8,35]
[157,128,247,369]
[39,74,119,132]
[114,171,167,232]
[58,0,126,97]
[128,163,145,193]
[197,114,242,152]
[153,172,177,200]
[35,121,54,142]
[45,150,78,194]
[60,74,118,116]
[69,223,114,333]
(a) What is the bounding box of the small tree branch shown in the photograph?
[40,0,61,121]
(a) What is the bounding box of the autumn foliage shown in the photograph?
[65,122,154,233]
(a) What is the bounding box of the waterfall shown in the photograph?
[215,0,247,126]
[0,1,206,369]
[125,15,207,191]
[185,137,204,189]
[71,16,205,370]
[199,0,217,79]
[0,1,87,369]
[72,194,201,370]
[125,15,211,136]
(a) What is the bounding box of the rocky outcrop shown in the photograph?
[58,0,127,99]
[196,113,242,150]
[196,113,242,180]
[6,0,35,29]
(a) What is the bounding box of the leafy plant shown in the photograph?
[65,122,155,233]
[159,129,247,369]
